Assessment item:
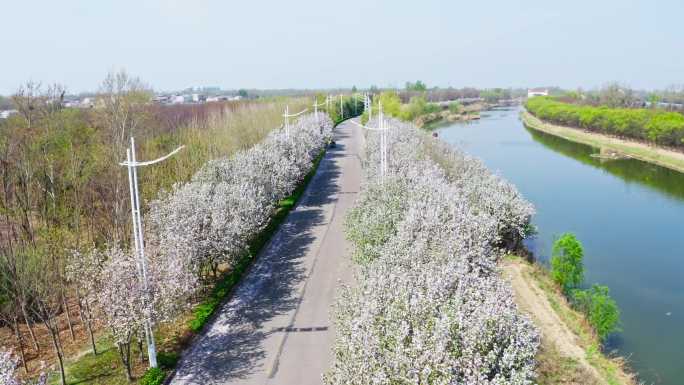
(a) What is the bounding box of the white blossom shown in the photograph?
[143,112,332,312]
[327,118,539,385]
[0,348,19,385]
[96,245,145,345]
[0,348,47,385]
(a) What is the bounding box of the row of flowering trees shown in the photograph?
[1,113,332,383]
[326,118,540,384]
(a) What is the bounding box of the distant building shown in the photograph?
[527,88,549,98]
[152,95,170,104]
[62,99,80,108]
[170,95,185,104]
[0,110,18,119]
[200,86,221,93]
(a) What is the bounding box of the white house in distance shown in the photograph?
[0,110,18,119]
[527,88,549,98]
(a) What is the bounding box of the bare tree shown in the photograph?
[28,253,68,385]
[98,70,152,243]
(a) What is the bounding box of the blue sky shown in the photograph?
[1,0,682,94]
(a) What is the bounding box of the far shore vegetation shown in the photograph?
[360,83,521,128]
[525,96,684,149]
[522,110,684,173]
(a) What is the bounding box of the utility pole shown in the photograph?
[121,137,184,369]
[284,105,290,137]
[340,94,344,120]
[367,93,372,121]
[282,107,309,138]
[313,98,325,126]
[379,101,385,182]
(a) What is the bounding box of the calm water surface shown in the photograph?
[438,107,684,385]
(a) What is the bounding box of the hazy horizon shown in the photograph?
[1,0,683,94]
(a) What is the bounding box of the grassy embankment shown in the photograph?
[360,92,481,128]
[524,96,684,173]
[503,256,636,385]
[522,110,684,173]
[49,112,351,385]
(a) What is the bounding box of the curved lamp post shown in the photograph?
[120,137,184,369]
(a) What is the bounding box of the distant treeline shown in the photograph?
[398,87,528,103]
[526,96,684,148]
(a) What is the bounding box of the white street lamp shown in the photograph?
[282,106,309,138]
[120,137,184,369]
[367,94,372,121]
[313,98,326,125]
[349,100,389,184]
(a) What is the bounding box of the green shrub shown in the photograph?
[572,285,621,341]
[157,351,180,369]
[549,233,621,343]
[550,233,584,293]
[448,102,462,114]
[525,96,684,147]
[326,95,364,124]
[140,367,166,385]
[375,92,403,118]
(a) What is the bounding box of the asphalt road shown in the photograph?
[169,119,361,385]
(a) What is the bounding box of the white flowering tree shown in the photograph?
[25,112,333,383]
[327,117,539,384]
[0,348,47,385]
[96,245,145,381]
[0,348,18,385]
[148,113,332,286]
[65,248,105,355]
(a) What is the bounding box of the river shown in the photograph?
[437,107,684,385]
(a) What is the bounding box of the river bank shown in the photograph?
[522,110,684,173]
[438,108,684,385]
[415,108,480,127]
[416,101,518,128]
[502,256,635,385]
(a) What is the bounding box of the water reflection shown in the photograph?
[437,107,684,385]
[524,125,684,202]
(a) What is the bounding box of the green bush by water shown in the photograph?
[550,233,621,343]
[359,92,442,124]
[572,285,621,342]
[526,96,684,148]
[551,233,584,293]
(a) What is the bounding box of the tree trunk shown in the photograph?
[212,261,219,279]
[21,301,39,352]
[138,335,145,364]
[12,316,29,374]
[62,293,76,341]
[83,298,97,355]
[76,291,87,325]
[46,318,66,385]
[118,341,133,381]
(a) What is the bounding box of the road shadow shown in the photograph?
[170,133,345,384]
